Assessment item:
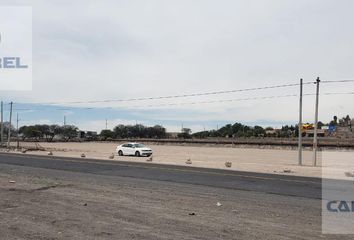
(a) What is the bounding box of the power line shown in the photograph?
[322,80,354,84]
[129,92,354,108]
[322,92,354,95]
[11,79,354,107]
[21,82,314,105]
[135,94,300,108]
[12,91,354,112]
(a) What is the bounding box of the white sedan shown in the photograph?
[116,143,153,157]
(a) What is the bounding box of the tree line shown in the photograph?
[100,124,166,140]
[1,115,351,142]
[191,123,298,139]
[18,125,79,141]
[329,115,352,127]
[192,115,352,139]
[3,124,167,141]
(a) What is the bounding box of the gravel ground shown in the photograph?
[0,161,350,240]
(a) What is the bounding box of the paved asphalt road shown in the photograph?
[0,152,321,199]
[2,152,351,240]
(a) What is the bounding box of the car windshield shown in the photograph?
[133,144,145,148]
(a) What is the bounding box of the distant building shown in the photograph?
[303,129,326,137]
[265,129,281,136]
[77,131,98,140]
[166,132,179,139]
[335,126,354,139]
[78,131,85,139]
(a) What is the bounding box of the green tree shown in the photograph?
[178,128,192,139]
[62,125,78,141]
[330,116,338,126]
[100,129,114,140]
[253,126,265,137]
[19,126,42,140]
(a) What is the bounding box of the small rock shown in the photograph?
[81,153,86,158]
[225,162,232,168]
[188,212,195,216]
[146,156,153,162]
[47,151,53,156]
[216,202,222,207]
[283,169,293,173]
[185,158,192,165]
[9,180,16,184]
[109,153,114,159]
[21,148,27,153]
[83,203,87,206]
[345,172,354,178]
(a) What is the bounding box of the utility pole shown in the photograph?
[16,113,19,149]
[63,115,66,126]
[105,119,108,130]
[1,101,3,147]
[298,79,303,166]
[7,102,13,148]
[313,77,320,166]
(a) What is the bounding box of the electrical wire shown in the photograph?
[11,79,354,106]
[322,80,354,84]
[21,82,314,105]
[4,79,353,113]
[12,91,354,112]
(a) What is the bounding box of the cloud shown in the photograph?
[72,119,143,132]
[0,0,353,131]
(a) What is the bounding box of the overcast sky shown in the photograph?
[1,0,354,132]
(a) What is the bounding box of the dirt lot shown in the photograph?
[0,162,337,240]
[1,147,353,239]
[10,142,354,179]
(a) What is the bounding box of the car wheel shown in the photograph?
[135,151,140,157]
[118,150,123,156]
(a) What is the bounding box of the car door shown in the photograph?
[126,144,134,155]
[121,144,130,155]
